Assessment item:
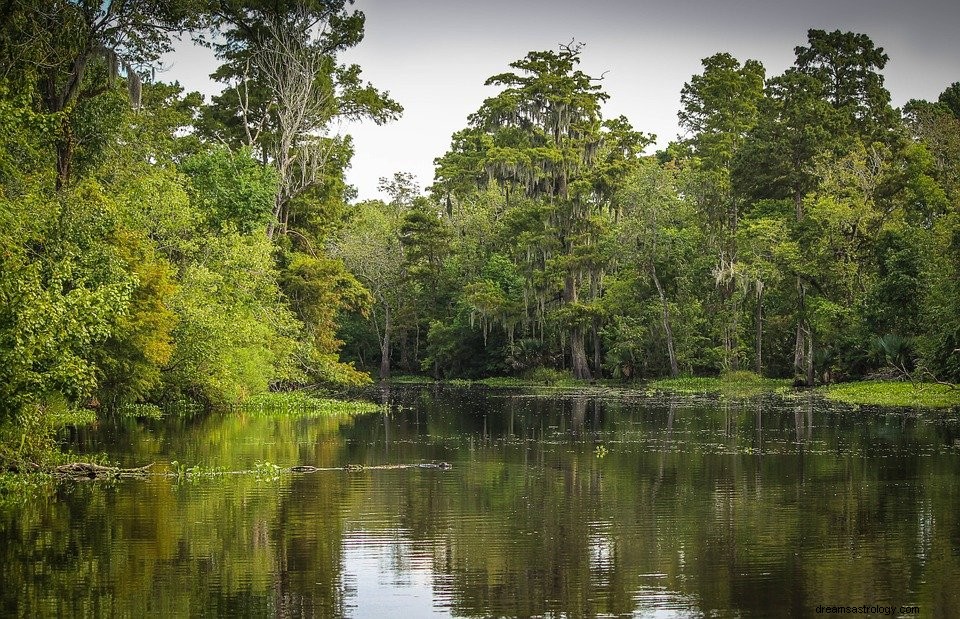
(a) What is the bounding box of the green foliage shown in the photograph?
[115,403,164,420]
[0,181,135,417]
[526,367,570,386]
[4,10,960,471]
[0,398,96,470]
[279,251,372,387]
[0,0,398,463]
[180,147,279,232]
[238,392,380,416]
[93,230,178,408]
[793,29,897,142]
[163,232,300,405]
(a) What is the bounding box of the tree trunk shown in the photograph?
[380,304,391,380]
[564,272,591,380]
[55,131,73,191]
[570,327,591,380]
[755,289,763,375]
[730,307,740,371]
[793,317,805,384]
[651,264,679,378]
[399,330,409,371]
[591,319,602,377]
[792,190,812,386]
[590,269,601,376]
[793,285,814,386]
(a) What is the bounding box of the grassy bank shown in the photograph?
[390,370,788,395]
[389,371,960,409]
[820,381,960,408]
[650,371,792,397]
[389,370,593,390]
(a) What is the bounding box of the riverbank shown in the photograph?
[389,372,960,408]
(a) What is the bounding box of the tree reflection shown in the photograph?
[2,387,959,616]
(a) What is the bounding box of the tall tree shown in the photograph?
[201,0,401,240]
[678,52,765,370]
[794,28,897,143]
[463,43,610,379]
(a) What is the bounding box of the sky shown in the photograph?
[160,0,960,200]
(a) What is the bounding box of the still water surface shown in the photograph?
[2,385,960,617]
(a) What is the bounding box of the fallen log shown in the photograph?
[54,462,154,479]
[38,461,450,480]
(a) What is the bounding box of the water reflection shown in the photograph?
[2,386,959,617]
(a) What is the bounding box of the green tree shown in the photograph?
[463,44,611,378]
[677,52,765,370]
[0,0,198,189]
[200,0,401,239]
[332,199,408,380]
[794,29,898,143]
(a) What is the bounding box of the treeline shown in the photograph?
[334,33,960,385]
[0,0,399,430]
[1,3,958,434]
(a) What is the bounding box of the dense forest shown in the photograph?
[337,37,960,387]
[1,1,958,439]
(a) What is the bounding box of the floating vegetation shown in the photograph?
[253,460,282,482]
[820,381,960,408]
[650,371,792,398]
[386,375,435,385]
[49,408,97,427]
[170,461,227,480]
[115,403,165,420]
[233,392,382,416]
[29,460,457,483]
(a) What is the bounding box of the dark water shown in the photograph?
[3,385,960,617]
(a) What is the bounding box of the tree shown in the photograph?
[0,0,198,189]
[613,159,696,377]
[794,28,898,143]
[332,199,407,380]
[463,43,610,379]
[678,52,765,370]
[201,0,401,239]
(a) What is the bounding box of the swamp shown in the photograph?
[2,2,960,616]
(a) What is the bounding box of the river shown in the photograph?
[2,385,959,617]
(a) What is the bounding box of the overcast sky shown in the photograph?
[161,0,960,200]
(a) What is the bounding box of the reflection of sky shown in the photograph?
[342,532,450,618]
[340,527,706,618]
[161,0,960,201]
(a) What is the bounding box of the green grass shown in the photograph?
[820,381,960,408]
[389,368,592,390]
[236,391,382,416]
[48,407,96,427]
[650,371,791,397]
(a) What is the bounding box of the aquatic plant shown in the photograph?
[821,381,960,408]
